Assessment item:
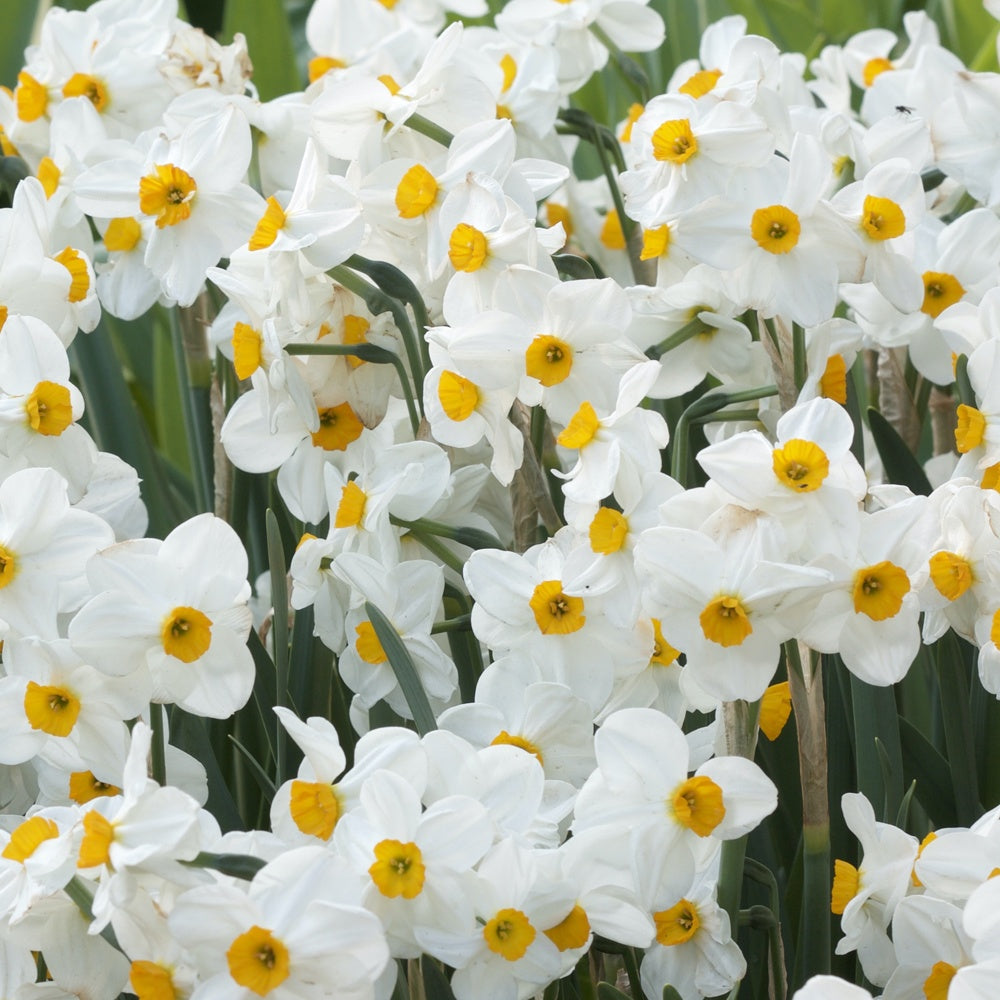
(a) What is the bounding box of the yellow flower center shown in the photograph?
[529,580,586,635]
[544,904,591,951]
[863,57,894,87]
[557,401,600,450]
[249,196,287,251]
[525,335,573,386]
[2,816,59,863]
[310,402,364,451]
[15,71,48,122]
[490,730,544,765]
[921,271,964,318]
[759,681,793,741]
[104,217,143,253]
[649,619,680,666]
[438,370,480,421]
[545,201,573,238]
[448,223,488,272]
[483,908,536,961]
[37,157,61,199]
[24,682,80,737]
[929,551,974,602]
[991,609,1000,648]
[599,208,626,250]
[589,507,629,555]
[852,562,910,621]
[24,380,74,436]
[772,439,830,492]
[640,224,671,260]
[226,926,290,996]
[68,771,121,805]
[922,961,957,1000]
[861,195,905,241]
[955,404,986,453]
[130,961,177,1000]
[0,543,16,589]
[62,73,109,112]
[820,353,848,404]
[912,830,937,887]
[378,74,401,95]
[308,55,347,82]
[499,53,517,92]
[619,102,644,143]
[342,314,371,369]
[289,780,341,840]
[139,164,198,228]
[334,480,367,529]
[671,775,726,836]
[78,809,115,869]
[653,899,701,946]
[161,606,213,663]
[679,68,722,98]
[699,595,752,647]
[831,858,861,914]
[53,247,90,303]
[355,621,388,664]
[651,119,699,164]
[369,839,426,898]
[751,205,801,254]
[232,322,263,380]
[395,164,438,219]
[981,463,1000,490]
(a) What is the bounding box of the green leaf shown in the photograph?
[0,1,36,89]
[898,717,959,829]
[850,675,904,823]
[266,509,291,781]
[553,254,597,281]
[222,0,301,100]
[186,851,266,880]
[228,734,278,803]
[365,601,437,736]
[596,986,632,1000]
[867,407,932,496]
[661,987,684,1000]
[420,957,457,1000]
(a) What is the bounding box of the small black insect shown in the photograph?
[895,105,914,115]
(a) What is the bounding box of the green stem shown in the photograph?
[64,877,122,950]
[408,529,466,575]
[691,408,761,425]
[590,24,652,102]
[792,322,807,393]
[265,510,289,784]
[404,112,454,147]
[645,316,710,360]
[149,701,167,785]
[431,614,472,634]
[622,948,646,1000]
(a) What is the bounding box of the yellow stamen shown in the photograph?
[78,810,115,869]
[15,72,48,122]
[671,775,726,836]
[499,54,517,92]
[334,480,367,529]
[24,682,80,737]
[483,908,536,961]
[679,68,722,98]
[139,164,197,228]
[545,201,573,238]
[557,401,600,450]
[249,196,287,251]
[2,816,59,863]
[831,858,860,914]
[929,551,974,602]
[820,353,848,404]
[955,404,986,453]
[62,73,108,112]
[759,681,792,741]
[699,596,752,646]
[861,195,905,241]
[104,217,142,252]
[852,561,910,621]
[922,962,957,1000]
[589,507,629,554]
[226,926,290,996]
[310,402,364,451]
[653,899,701,946]
[438,370,479,421]
[53,247,90,303]
[448,223,488,272]
[651,119,698,164]
[863,57,893,87]
[525,335,573,386]
[649,619,680,666]
[24,380,73,436]
[772,439,829,492]
[130,961,177,1000]
[490,730,544,765]
[395,164,438,219]
[37,157,60,199]
[0,543,16,590]
[289,780,341,840]
[355,621,387,664]
[640,224,671,260]
[529,580,585,635]
[68,771,121,805]
[751,205,801,254]
[599,209,626,250]
[921,271,964,318]
[544,904,591,951]
[308,56,346,82]
[232,322,263,380]
[160,606,213,663]
[369,839,426,898]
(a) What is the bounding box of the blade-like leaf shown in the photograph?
[867,407,932,496]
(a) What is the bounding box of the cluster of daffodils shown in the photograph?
[6,0,1000,996]
[822,791,1000,997]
